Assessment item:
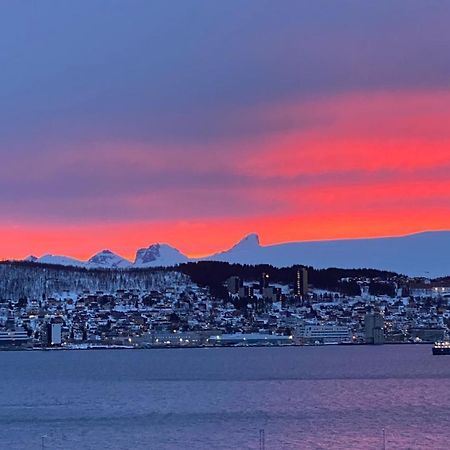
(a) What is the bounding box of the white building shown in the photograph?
[300,325,352,344]
[49,323,62,346]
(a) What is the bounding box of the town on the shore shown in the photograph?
[0,261,449,350]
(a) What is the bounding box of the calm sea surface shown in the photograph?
[0,345,449,450]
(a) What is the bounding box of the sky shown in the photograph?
[1,0,449,260]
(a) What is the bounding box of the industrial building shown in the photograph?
[364,312,384,344]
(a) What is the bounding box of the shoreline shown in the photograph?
[0,341,434,352]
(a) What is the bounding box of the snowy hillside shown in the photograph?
[0,262,188,302]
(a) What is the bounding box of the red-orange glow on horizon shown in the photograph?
[1,89,450,260]
[2,209,450,262]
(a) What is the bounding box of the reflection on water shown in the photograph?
[0,345,449,449]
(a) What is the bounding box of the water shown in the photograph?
[0,345,449,449]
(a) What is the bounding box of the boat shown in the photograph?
[432,341,450,355]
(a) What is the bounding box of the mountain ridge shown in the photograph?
[16,230,450,278]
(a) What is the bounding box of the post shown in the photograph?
[382,428,386,450]
[259,429,265,450]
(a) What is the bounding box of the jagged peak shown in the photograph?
[134,242,188,266]
[97,249,114,255]
[88,249,123,260]
[88,249,131,268]
[232,233,260,249]
[137,242,180,253]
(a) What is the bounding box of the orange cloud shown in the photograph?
[239,90,450,176]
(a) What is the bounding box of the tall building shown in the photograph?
[295,267,308,297]
[226,276,242,294]
[238,285,254,299]
[364,312,384,345]
[260,273,270,293]
[46,319,63,346]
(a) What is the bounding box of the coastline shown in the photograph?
[0,341,434,352]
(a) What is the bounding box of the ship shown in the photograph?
[432,341,450,355]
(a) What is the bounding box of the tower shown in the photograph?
[295,267,308,297]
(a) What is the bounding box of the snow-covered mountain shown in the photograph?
[24,244,189,269]
[24,255,38,263]
[205,233,261,262]
[20,230,450,277]
[30,254,87,267]
[88,250,132,269]
[205,231,450,278]
[134,243,189,267]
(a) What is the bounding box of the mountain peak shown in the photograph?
[202,233,261,263]
[98,249,114,255]
[36,254,86,267]
[134,243,188,267]
[234,233,260,249]
[88,249,131,269]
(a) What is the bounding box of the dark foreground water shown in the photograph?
[0,345,449,450]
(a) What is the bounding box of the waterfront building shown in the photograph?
[0,328,30,346]
[208,333,293,346]
[300,324,352,344]
[410,327,446,342]
[47,322,63,346]
[364,312,384,344]
[146,331,208,346]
